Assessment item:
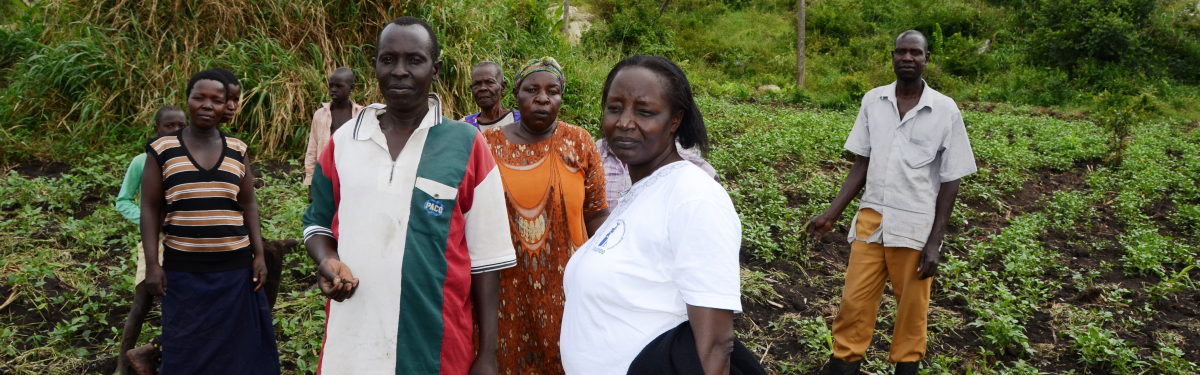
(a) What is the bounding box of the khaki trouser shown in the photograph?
[134,235,166,287]
[831,208,932,363]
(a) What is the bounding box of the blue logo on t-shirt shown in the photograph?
[424,199,444,217]
[592,220,626,254]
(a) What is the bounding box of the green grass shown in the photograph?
[2,0,1200,374]
[1,98,1198,374]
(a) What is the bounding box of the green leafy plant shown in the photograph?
[1068,325,1147,375]
[969,314,1031,357]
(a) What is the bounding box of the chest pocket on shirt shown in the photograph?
[410,178,458,238]
[901,137,939,169]
[416,177,459,201]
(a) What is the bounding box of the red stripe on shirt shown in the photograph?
[438,132,495,374]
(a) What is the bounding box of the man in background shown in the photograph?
[806,30,977,375]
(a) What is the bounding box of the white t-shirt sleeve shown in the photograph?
[937,110,977,183]
[667,197,743,313]
[844,97,872,157]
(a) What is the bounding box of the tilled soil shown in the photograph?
[735,163,1200,373]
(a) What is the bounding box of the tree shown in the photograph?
[797,0,806,89]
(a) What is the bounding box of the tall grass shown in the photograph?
[3,0,1199,163]
[0,0,595,161]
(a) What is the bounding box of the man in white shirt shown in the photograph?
[806,30,977,375]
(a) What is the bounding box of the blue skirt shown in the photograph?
[161,268,280,375]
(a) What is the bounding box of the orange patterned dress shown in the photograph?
[483,122,607,375]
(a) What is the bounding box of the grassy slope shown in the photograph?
[1,0,1200,374]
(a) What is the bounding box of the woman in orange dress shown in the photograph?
[482,57,608,374]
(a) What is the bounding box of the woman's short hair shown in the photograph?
[211,67,241,87]
[186,70,231,101]
[601,55,709,156]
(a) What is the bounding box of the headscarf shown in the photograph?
[514,56,565,91]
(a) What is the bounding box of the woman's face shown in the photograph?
[187,79,227,131]
[221,84,241,123]
[602,67,680,166]
[514,71,562,132]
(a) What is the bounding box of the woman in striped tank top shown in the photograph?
[139,70,280,374]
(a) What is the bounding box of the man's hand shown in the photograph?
[467,350,498,375]
[252,255,268,292]
[806,211,837,239]
[917,242,940,280]
[317,258,359,302]
[144,264,168,296]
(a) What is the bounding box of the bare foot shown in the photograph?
[126,344,159,375]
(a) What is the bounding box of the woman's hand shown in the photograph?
[467,352,498,375]
[317,258,359,302]
[252,255,268,292]
[144,264,168,296]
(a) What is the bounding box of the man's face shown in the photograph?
[155,110,187,136]
[470,65,505,111]
[892,35,928,82]
[375,24,442,113]
[329,74,354,103]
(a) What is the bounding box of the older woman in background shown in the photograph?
[481,57,607,375]
[464,61,520,131]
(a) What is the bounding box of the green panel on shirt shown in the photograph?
[394,118,476,373]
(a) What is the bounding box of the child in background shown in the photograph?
[116,106,186,375]
[303,67,362,188]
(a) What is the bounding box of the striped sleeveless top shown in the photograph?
[146,130,253,272]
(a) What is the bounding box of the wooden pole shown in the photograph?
[562,0,570,34]
[660,0,671,15]
[797,0,806,89]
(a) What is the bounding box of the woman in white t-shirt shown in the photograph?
[561,55,749,375]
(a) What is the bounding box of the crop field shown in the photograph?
[2,0,1200,374]
[1,97,1198,374]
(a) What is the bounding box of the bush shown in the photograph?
[1029,0,1155,65]
[1028,0,1200,88]
[582,0,675,55]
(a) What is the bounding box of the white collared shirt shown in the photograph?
[843,81,977,250]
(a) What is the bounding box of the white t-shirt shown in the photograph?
[560,161,742,375]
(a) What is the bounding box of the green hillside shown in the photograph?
[0,0,1198,374]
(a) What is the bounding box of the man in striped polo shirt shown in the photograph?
[301,17,515,375]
